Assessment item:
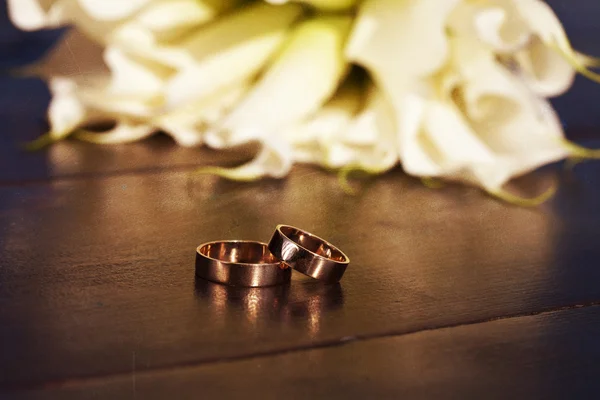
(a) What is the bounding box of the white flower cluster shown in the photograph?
[8,0,600,196]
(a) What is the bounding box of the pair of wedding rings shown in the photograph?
[195,225,350,287]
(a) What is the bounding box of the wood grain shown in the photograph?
[5,304,600,399]
[2,159,600,388]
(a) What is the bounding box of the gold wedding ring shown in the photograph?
[195,241,291,287]
[268,225,350,283]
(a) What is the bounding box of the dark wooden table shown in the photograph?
[2,72,600,399]
[3,1,600,398]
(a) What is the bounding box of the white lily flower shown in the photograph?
[346,0,597,199]
[450,36,569,189]
[46,77,87,140]
[208,16,352,147]
[448,0,574,98]
[393,35,569,192]
[12,0,600,202]
[26,1,304,147]
[200,16,352,179]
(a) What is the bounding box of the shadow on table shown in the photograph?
[195,277,344,337]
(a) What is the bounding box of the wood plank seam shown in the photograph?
[4,300,600,392]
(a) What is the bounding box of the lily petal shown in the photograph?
[47,77,87,139]
[47,0,128,43]
[393,82,442,177]
[348,0,461,81]
[164,2,304,106]
[7,0,60,30]
[448,0,529,53]
[104,47,172,98]
[512,0,592,87]
[155,82,250,147]
[74,122,154,144]
[326,85,398,172]
[73,48,170,119]
[196,137,293,180]
[449,0,575,97]
[77,0,150,21]
[132,0,229,42]
[513,35,574,97]
[437,36,568,189]
[209,16,352,148]
[464,84,568,189]
[110,0,242,65]
[285,78,364,165]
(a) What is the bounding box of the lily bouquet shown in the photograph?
[9,0,600,202]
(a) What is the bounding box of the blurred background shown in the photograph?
[1,0,600,177]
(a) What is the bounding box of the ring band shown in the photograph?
[196,241,291,287]
[268,225,350,283]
